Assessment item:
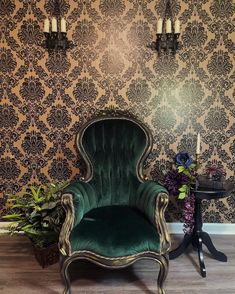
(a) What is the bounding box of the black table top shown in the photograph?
[192,180,235,200]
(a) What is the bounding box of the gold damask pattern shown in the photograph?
[0,0,234,223]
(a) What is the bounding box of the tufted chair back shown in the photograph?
[77,117,151,207]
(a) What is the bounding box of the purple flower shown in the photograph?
[163,170,190,196]
[183,193,195,234]
[175,152,193,168]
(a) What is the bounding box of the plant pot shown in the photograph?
[33,242,59,268]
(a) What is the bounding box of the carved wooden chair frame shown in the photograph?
[59,113,171,294]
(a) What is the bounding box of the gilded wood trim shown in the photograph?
[155,192,171,253]
[58,194,75,256]
[66,250,162,267]
[76,114,153,183]
[157,254,169,294]
[60,251,169,294]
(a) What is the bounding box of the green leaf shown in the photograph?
[29,186,42,201]
[30,210,40,218]
[42,222,49,228]
[21,224,33,231]
[8,221,20,227]
[178,192,186,200]
[177,166,185,173]
[7,221,21,232]
[36,196,46,203]
[189,163,196,169]
[24,228,41,235]
[2,213,23,219]
[41,202,56,210]
[182,169,191,177]
[11,204,25,208]
[179,185,188,193]
[34,205,42,211]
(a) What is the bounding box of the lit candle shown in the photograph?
[166,19,172,33]
[157,18,163,34]
[51,17,57,32]
[44,18,50,33]
[174,19,180,34]
[61,17,66,33]
[196,133,201,155]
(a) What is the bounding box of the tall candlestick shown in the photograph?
[196,133,201,155]
[166,19,172,33]
[51,17,57,32]
[157,18,163,34]
[61,17,66,33]
[174,19,180,34]
[44,18,50,33]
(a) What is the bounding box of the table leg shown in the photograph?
[169,233,193,260]
[197,235,206,277]
[201,231,227,262]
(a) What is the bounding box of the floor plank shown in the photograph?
[0,234,234,293]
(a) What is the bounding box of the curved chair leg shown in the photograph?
[60,257,71,294]
[157,254,169,294]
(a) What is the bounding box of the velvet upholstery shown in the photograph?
[81,119,146,206]
[131,180,168,225]
[63,181,97,228]
[61,117,169,258]
[70,206,160,257]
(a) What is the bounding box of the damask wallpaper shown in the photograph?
[0,0,234,223]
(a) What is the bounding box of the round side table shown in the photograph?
[169,180,235,277]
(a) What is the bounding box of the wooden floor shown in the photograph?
[0,234,235,294]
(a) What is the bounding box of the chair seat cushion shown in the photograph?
[70,205,160,257]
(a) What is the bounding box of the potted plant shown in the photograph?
[2,182,68,268]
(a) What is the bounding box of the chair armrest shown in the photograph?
[58,181,97,256]
[133,180,171,253]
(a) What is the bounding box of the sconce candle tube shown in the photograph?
[157,18,163,34]
[166,19,172,33]
[174,19,180,34]
[61,17,66,33]
[44,18,50,33]
[51,17,57,32]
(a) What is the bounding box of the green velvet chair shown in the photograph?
[59,114,171,294]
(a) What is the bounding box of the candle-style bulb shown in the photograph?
[174,19,180,34]
[166,19,172,33]
[44,18,50,33]
[157,18,163,34]
[61,17,66,33]
[51,17,57,32]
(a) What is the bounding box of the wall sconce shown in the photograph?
[149,0,180,55]
[43,0,73,51]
